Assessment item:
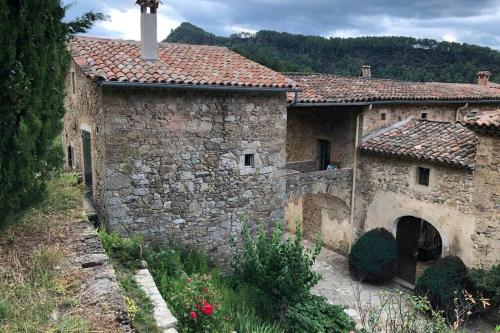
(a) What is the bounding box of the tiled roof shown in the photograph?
[360,119,477,169]
[286,73,500,104]
[70,36,296,89]
[463,110,500,136]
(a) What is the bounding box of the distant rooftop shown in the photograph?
[360,119,477,169]
[70,36,297,90]
[463,110,500,136]
[286,73,500,104]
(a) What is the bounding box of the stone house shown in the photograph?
[62,1,297,264]
[285,71,499,285]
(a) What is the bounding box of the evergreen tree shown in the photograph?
[0,0,102,226]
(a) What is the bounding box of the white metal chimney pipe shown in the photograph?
[138,1,159,61]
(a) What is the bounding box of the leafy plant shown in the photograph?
[166,273,224,333]
[415,256,468,320]
[232,221,322,319]
[284,294,355,333]
[353,286,449,333]
[98,230,144,269]
[468,264,500,311]
[348,228,398,283]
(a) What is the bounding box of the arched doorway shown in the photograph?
[396,216,442,285]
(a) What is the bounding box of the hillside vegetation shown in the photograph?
[165,22,500,84]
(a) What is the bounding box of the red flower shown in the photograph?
[189,310,198,320]
[201,302,214,316]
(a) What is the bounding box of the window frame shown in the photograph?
[417,167,430,186]
[244,154,255,168]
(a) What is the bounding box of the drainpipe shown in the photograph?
[455,103,469,121]
[349,107,364,252]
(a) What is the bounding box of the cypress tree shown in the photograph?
[0,1,102,226]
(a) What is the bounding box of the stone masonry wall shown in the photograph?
[287,107,360,169]
[102,88,287,266]
[471,134,500,267]
[362,104,500,137]
[62,62,107,217]
[357,154,480,266]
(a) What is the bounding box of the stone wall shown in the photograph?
[287,107,360,169]
[285,169,353,254]
[357,154,479,266]
[102,88,287,266]
[362,104,500,137]
[471,134,500,267]
[62,62,107,217]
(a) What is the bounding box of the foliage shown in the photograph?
[166,23,500,84]
[284,294,355,333]
[98,230,144,269]
[232,309,285,333]
[353,287,449,333]
[231,221,322,319]
[165,273,224,333]
[468,264,500,310]
[117,275,160,332]
[0,173,89,332]
[0,0,103,227]
[348,228,398,283]
[415,256,468,320]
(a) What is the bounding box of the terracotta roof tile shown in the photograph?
[286,73,500,104]
[360,119,477,169]
[70,36,297,89]
[463,110,500,136]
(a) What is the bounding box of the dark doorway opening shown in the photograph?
[318,139,331,171]
[67,145,74,169]
[81,130,93,196]
[396,216,442,286]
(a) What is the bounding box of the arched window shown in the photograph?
[67,145,74,169]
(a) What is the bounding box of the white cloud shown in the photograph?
[223,25,258,35]
[97,5,183,40]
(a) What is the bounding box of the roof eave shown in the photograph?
[99,81,301,93]
[289,99,500,107]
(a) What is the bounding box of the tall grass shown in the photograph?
[0,172,89,332]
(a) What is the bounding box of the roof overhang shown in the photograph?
[100,81,301,93]
[289,99,500,108]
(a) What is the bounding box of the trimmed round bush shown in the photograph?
[348,228,398,283]
[415,256,467,318]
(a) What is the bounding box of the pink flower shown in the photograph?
[201,302,214,316]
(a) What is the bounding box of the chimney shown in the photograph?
[360,65,372,78]
[477,71,491,86]
[136,0,160,61]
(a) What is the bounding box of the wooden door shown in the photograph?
[396,216,421,285]
[81,130,93,196]
[318,139,331,170]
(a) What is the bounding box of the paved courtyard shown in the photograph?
[305,239,494,332]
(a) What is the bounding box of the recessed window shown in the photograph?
[244,154,254,167]
[421,113,428,119]
[380,113,386,120]
[71,72,76,94]
[417,167,430,186]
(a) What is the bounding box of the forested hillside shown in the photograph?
[165,22,500,84]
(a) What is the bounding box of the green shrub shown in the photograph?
[232,221,322,319]
[415,256,468,318]
[468,264,500,310]
[348,228,398,283]
[98,230,143,269]
[284,294,355,333]
[233,309,285,333]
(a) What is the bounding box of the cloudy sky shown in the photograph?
[64,0,500,50]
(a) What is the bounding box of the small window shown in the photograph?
[417,167,430,186]
[244,154,254,167]
[67,145,73,169]
[380,113,386,120]
[71,72,76,94]
[421,113,428,119]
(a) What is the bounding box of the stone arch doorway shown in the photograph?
[396,216,442,286]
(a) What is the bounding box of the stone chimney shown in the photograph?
[477,71,491,86]
[360,65,372,78]
[136,0,160,61]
